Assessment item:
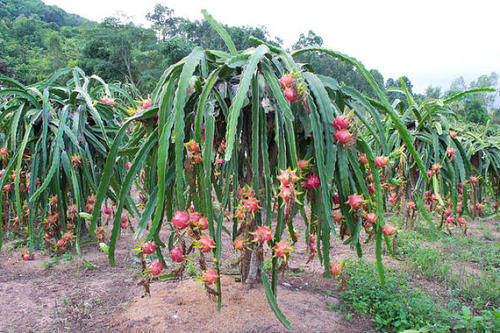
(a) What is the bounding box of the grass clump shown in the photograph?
[397,230,500,307]
[339,259,500,332]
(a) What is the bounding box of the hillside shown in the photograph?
[0,0,92,81]
[0,0,391,97]
[0,0,91,27]
[0,0,497,127]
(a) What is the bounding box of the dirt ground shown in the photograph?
[1,214,497,332]
[115,275,375,333]
[0,218,377,333]
[0,236,138,332]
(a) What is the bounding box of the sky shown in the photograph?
[43,0,500,93]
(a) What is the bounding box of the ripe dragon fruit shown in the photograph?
[170,247,184,263]
[334,129,352,144]
[101,97,115,106]
[347,194,363,209]
[277,169,299,187]
[244,197,259,213]
[279,73,294,89]
[364,213,377,224]
[381,224,396,236]
[431,163,441,173]
[195,217,209,230]
[297,159,310,170]
[373,156,389,168]
[198,235,215,253]
[303,174,320,190]
[330,262,342,276]
[21,251,34,261]
[203,268,218,285]
[149,261,163,276]
[273,241,293,258]
[359,153,368,165]
[233,237,246,251]
[284,87,299,103]
[332,115,350,130]
[142,241,157,255]
[253,226,272,244]
[172,210,190,230]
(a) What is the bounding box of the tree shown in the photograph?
[43,30,65,70]
[449,76,466,93]
[469,72,498,108]
[0,58,11,75]
[386,76,415,108]
[291,31,386,99]
[424,85,441,99]
[79,17,160,90]
[146,4,181,41]
[292,30,323,49]
[465,97,489,124]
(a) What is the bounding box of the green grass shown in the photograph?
[338,259,500,332]
[439,236,499,273]
[397,229,499,308]
[483,230,495,241]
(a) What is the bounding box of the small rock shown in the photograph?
[282,282,291,288]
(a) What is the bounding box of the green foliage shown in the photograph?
[0,0,90,27]
[426,73,499,129]
[1,0,497,120]
[425,85,442,99]
[1,3,499,330]
[340,259,500,332]
[0,1,279,93]
[465,97,489,124]
[384,79,499,222]
[0,0,394,99]
[79,17,161,92]
[292,32,385,100]
[397,230,500,308]
[386,76,414,108]
[85,11,455,326]
[452,306,500,333]
[438,235,500,273]
[341,260,450,331]
[0,0,90,81]
[0,68,134,254]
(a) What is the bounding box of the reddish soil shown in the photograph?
[0,236,138,332]
[2,213,495,332]
[0,219,377,333]
[115,275,374,333]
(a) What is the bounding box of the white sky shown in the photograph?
[43,0,500,93]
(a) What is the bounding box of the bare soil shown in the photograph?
[0,236,137,332]
[115,275,375,333]
[0,222,376,333]
[1,214,496,332]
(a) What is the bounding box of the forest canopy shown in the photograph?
[0,0,498,126]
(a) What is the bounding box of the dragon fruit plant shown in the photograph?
[86,10,447,328]
[3,10,497,329]
[0,68,137,255]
